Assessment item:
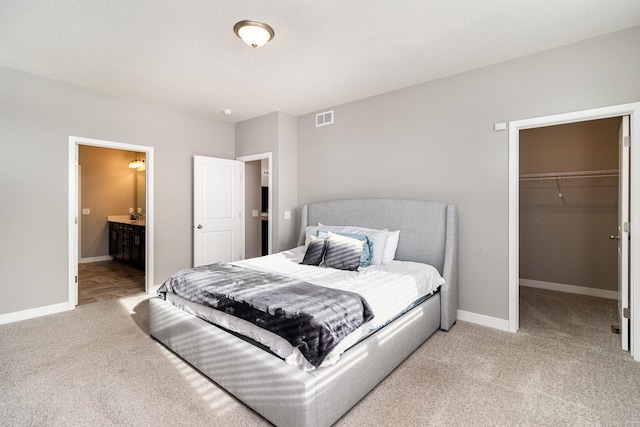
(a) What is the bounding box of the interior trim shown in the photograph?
[0,302,68,326]
[520,279,618,300]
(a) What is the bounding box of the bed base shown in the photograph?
[150,293,441,427]
[150,198,457,426]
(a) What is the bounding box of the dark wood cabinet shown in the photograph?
[109,222,123,260]
[108,221,145,270]
[130,226,145,268]
[261,218,268,256]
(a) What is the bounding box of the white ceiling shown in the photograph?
[1,1,639,123]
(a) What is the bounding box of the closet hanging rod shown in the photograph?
[519,169,619,181]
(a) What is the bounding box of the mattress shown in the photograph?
[162,246,445,371]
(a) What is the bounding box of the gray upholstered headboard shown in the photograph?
[297,198,458,329]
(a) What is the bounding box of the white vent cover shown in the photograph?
[316,110,334,127]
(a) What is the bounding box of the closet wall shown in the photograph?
[519,117,620,292]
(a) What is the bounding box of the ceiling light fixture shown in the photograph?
[233,20,275,48]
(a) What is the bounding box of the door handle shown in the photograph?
[610,234,620,240]
[197,224,203,229]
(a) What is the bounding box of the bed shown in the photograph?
[150,198,457,427]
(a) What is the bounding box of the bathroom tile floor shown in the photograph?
[78,260,145,305]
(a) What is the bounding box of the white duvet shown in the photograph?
[165,246,445,371]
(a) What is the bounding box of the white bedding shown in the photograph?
[165,246,445,371]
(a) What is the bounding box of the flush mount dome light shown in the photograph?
[234,20,274,48]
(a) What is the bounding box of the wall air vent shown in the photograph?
[316,110,334,127]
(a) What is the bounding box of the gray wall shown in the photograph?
[0,67,234,315]
[2,26,639,323]
[296,26,640,321]
[277,112,299,248]
[519,118,619,291]
[235,112,298,252]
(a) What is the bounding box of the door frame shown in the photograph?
[508,101,640,361]
[237,152,273,255]
[68,136,154,309]
[619,115,631,351]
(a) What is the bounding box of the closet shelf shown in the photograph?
[519,169,619,181]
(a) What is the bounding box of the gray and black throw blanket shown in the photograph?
[157,263,374,367]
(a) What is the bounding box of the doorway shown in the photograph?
[518,118,620,297]
[68,136,154,309]
[77,145,147,304]
[518,118,621,350]
[508,102,640,361]
[237,153,272,258]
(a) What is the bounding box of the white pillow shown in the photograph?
[382,230,400,263]
[315,223,388,265]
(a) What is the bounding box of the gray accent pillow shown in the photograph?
[300,237,327,266]
[317,231,373,267]
[323,232,365,271]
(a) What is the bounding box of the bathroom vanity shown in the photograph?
[107,216,145,270]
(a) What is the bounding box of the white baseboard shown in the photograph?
[0,302,70,326]
[79,255,113,264]
[457,309,510,331]
[519,278,617,300]
[2,300,510,334]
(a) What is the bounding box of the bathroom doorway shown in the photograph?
[77,145,146,304]
[68,136,154,308]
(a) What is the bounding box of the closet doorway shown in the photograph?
[508,102,640,361]
[518,118,622,349]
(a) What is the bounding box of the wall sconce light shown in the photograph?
[234,20,275,48]
[129,159,145,170]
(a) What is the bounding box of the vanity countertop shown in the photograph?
[107,215,146,226]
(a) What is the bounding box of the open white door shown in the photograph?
[193,156,245,267]
[618,115,631,351]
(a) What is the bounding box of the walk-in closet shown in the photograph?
[518,117,623,349]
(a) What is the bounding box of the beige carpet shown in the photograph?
[1,287,639,426]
